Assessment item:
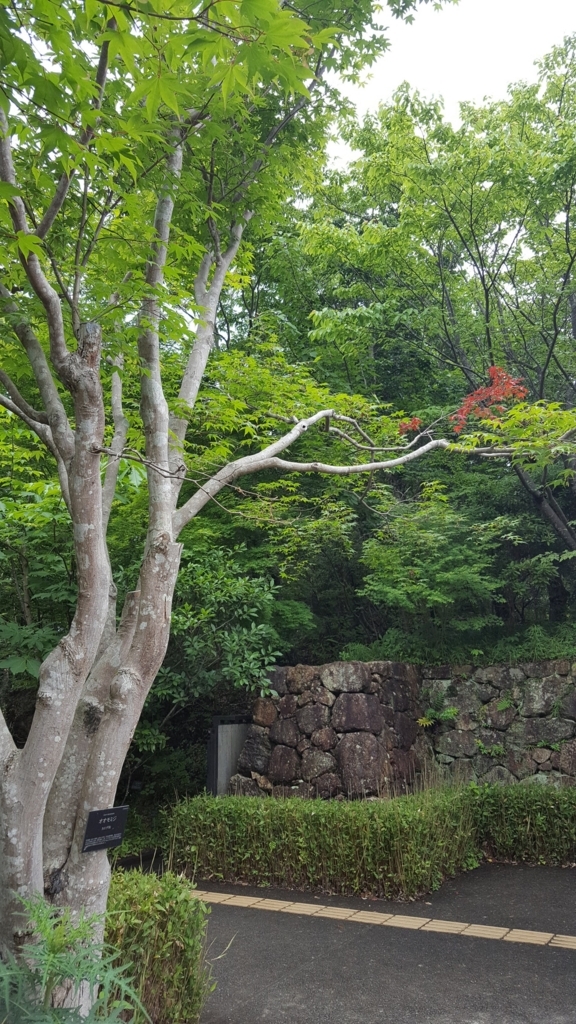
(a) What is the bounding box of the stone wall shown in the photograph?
[229,661,431,798]
[423,659,576,786]
[230,658,576,797]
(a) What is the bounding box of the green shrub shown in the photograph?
[476,782,576,864]
[111,811,163,861]
[165,789,481,898]
[106,871,212,1024]
[162,785,576,899]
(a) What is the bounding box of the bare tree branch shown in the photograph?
[138,133,184,536]
[102,358,129,533]
[173,409,450,533]
[0,367,48,423]
[169,212,254,484]
[36,31,112,239]
[0,710,16,764]
[0,284,74,462]
[0,111,70,375]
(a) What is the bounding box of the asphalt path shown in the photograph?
[199,864,576,1024]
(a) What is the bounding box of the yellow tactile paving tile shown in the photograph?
[503,929,554,945]
[462,924,510,940]
[253,899,295,911]
[349,911,394,925]
[314,907,357,920]
[194,891,576,949]
[421,920,469,934]
[222,895,264,907]
[381,915,430,929]
[279,902,322,915]
[550,935,576,950]
[200,891,241,903]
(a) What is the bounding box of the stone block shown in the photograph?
[477,728,503,748]
[368,661,395,678]
[286,665,320,694]
[228,774,263,796]
[297,736,312,754]
[332,693,383,733]
[278,694,298,719]
[505,746,536,780]
[297,690,315,706]
[313,773,343,799]
[474,666,508,689]
[532,747,551,764]
[296,703,330,736]
[320,661,370,693]
[267,666,288,695]
[237,725,272,775]
[252,697,278,728]
[559,738,576,776]
[381,705,395,727]
[268,745,301,784]
[273,782,312,799]
[519,772,559,787]
[556,659,571,676]
[507,667,526,685]
[452,664,473,678]
[269,717,300,748]
[301,748,337,781]
[336,732,389,797]
[561,688,576,720]
[447,758,476,784]
[378,679,411,712]
[472,753,497,777]
[424,665,452,679]
[389,748,419,784]
[316,688,336,707]
[521,661,556,679]
[480,765,517,785]
[393,712,419,750]
[520,675,566,717]
[523,718,574,745]
[455,712,478,731]
[482,699,517,730]
[450,682,487,714]
[434,729,478,758]
[311,726,337,751]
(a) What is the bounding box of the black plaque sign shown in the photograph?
[81,805,129,853]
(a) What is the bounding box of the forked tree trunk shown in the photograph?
[0,83,452,1000]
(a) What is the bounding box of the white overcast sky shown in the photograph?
[330,0,575,159]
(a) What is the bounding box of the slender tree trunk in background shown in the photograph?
[514,464,576,552]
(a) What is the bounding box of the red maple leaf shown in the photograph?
[398,416,422,436]
[450,367,527,434]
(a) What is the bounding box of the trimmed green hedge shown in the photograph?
[162,783,576,899]
[477,783,576,864]
[166,788,480,898]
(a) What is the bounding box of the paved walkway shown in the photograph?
[198,864,576,1024]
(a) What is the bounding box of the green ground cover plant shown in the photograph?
[160,785,576,899]
[0,895,143,1022]
[106,871,212,1024]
